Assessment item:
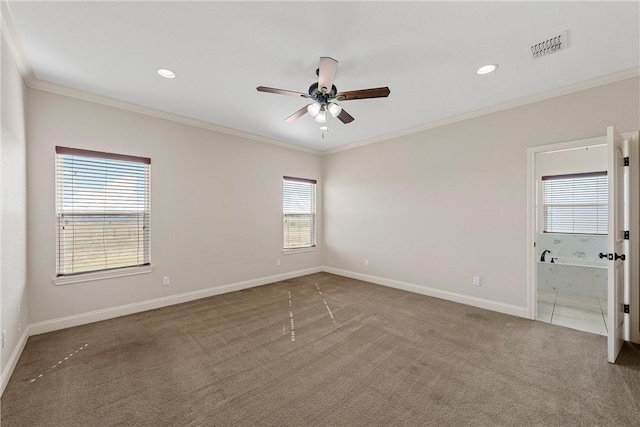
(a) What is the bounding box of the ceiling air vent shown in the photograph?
[529,31,568,59]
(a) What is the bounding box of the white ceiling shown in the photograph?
[5,1,640,152]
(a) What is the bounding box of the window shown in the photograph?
[283,176,316,250]
[542,171,608,234]
[55,146,151,276]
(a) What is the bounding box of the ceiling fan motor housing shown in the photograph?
[308,82,337,106]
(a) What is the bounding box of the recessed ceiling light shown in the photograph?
[157,68,176,79]
[476,64,498,75]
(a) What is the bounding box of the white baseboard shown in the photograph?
[1,326,30,396]
[29,266,528,337]
[322,266,529,318]
[29,267,322,336]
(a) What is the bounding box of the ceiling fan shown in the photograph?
[257,57,390,125]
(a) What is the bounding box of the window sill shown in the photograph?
[53,265,154,286]
[283,247,317,255]
[542,232,608,237]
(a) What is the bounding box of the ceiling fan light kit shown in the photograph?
[328,102,342,118]
[307,102,321,117]
[257,57,390,128]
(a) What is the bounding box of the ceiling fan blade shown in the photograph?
[318,57,338,93]
[336,87,391,101]
[337,108,354,124]
[285,105,310,122]
[257,86,309,98]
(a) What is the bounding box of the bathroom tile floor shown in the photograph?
[537,289,608,336]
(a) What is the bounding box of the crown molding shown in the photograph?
[27,78,321,155]
[1,0,34,82]
[20,65,640,159]
[322,66,640,156]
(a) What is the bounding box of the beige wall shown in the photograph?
[16,64,640,342]
[1,31,29,376]
[323,77,640,309]
[26,89,322,325]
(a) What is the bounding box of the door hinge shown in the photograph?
[624,157,629,166]
[624,304,630,314]
[624,230,630,240]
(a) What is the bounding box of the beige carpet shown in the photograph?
[2,272,639,426]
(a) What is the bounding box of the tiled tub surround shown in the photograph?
[537,233,608,267]
[537,233,607,298]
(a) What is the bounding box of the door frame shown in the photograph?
[608,126,627,362]
[627,132,639,344]
[526,132,639,344]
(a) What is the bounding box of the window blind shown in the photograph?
[55,146,151,276]
[542,171,608,234]
[283,176,316,250]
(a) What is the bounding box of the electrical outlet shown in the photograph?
[276,258,281,266]
[473,276,481,286]
[364,259,369,266]
[163,276,170,286]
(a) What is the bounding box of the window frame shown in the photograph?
[541,171,608,235]
[282,176,317,253]
[53,146,152,285]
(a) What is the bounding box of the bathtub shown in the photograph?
[537,260,607,299]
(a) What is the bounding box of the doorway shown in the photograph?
[526,128,640,362]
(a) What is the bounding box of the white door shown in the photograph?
[607,126,627,363]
